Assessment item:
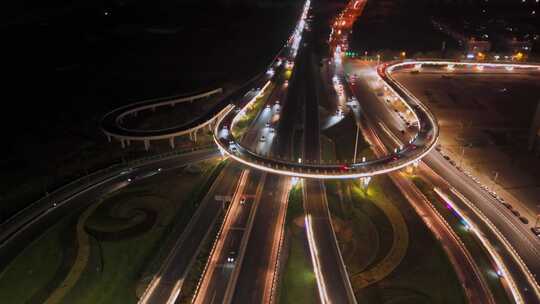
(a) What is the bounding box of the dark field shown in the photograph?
[1,0,300,221]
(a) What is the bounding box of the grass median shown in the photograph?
[231,84,275,140]
[351,175,466,304]
[278,183,318,304]
[327,119,465,303]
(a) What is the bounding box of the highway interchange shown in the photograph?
[3,0,540,303]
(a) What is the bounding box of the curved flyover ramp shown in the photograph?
[100,75,269,149]
[213,60,440,179]
[213,60,540,179]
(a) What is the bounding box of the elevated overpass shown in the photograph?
[213,58,540,179]
[213,59,440,179]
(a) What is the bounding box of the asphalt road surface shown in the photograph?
[302,37,356,303]
[141,161,243,304]
[348,61,540,302]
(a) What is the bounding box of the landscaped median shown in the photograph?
[278,181,318,304]
[326,123,466,303]
[0,159,224,304]
[231,83,275,141]
[339,175,466,303]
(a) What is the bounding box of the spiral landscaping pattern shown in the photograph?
[84,193,172,241]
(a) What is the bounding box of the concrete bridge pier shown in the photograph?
[359,176,372,194]
[406,160,419,174]
[144,139,150,151]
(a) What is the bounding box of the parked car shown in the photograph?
[502,203,512,209]
[531,227,540,237]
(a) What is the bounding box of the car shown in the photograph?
[340,165,350,171]
[275,100,280,105]
[227,250,237,263]
[449,160,456,166]
[240,197,246,205]
[435,145,442,152]
[266,105,271,109]
[519,217,529,224]
[531,227,540,237]
[511,210,520,217]
[407,144,417,150]
[286,61,294,69]
[443,155,451,161]
[502,203,512,209]
[260,135,266,142]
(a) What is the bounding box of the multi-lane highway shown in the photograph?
[353,100,495,303]
[139,161,243,304]
[346,59,540,302]
[301,31,356,303]
[213,4,439,180]
[192,169,265,304]
[8,0,540,303]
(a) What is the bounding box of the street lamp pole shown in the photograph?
[491,171,499,190]
[535,204,540,228]
[460,147,466,167]
[353,123,360,163]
